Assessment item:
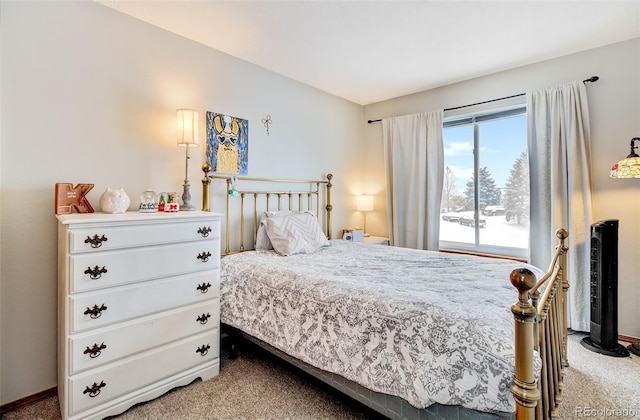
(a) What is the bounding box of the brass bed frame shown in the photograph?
[201,166,569,420]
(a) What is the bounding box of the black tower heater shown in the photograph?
[580,219,629,357]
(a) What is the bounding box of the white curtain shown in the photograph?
[527,81,592,332]
[382,111,444,250]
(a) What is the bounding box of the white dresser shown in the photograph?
[56,211,222,420]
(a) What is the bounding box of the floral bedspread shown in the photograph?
[220,240,542,414]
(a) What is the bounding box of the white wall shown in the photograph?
[2,0,638,407]
[363,38,640,339]
[0,1,363,404]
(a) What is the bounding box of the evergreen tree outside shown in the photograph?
[463,167,501,211]
[503,151,530,224]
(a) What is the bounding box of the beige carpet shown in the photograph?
[4,332,639,419]
[557,332,640,419]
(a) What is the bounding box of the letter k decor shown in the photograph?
[55,183,95,215]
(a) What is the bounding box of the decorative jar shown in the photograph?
[99,188,130,214]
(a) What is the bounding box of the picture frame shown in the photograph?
[206,111,249,175]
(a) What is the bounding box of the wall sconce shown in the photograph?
[610,137,640,179]
[356,195,374,237]
[177,109,199,211]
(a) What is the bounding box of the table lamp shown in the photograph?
[177,109,199,211]
[356,195,374,237]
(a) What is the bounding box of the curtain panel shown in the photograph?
[382,111,444,250]
[527,81,593,332]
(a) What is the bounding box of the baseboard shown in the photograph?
[619,334,639,344]
[0,386,57,415]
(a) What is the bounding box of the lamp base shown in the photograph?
[181,203,197,211]
[181,180,196,211]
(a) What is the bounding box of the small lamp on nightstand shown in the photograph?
[356,195,374,237]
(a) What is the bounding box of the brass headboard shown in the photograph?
[201,164,333,254]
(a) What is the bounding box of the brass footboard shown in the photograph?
[511,228,569,419]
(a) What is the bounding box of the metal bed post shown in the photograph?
[325,174,333,239]
[511,228,568,419]
[201,163,211,212]
[510,268,541,420]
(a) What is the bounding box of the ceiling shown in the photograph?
[96,0,640,105]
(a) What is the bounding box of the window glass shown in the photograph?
[440,107,529,259]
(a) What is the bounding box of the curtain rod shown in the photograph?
[366,75,600,124]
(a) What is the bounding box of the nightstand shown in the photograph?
[363,236,390,245]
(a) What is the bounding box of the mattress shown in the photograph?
[220,240,542,414]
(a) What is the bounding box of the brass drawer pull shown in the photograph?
[84,265,107,280]
[84,304,108,319]
[196,313,211,324]
[197,226,212,237]
[197,251,212,262]
[83,381,106,397]
[84,235,108,248]
[84,342,107,358]
[196,282,211,294]
[196,344,211,356]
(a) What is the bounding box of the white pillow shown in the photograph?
[264,212,329,256]
[255,211,297,250]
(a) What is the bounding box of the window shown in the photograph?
[439,103,529,259]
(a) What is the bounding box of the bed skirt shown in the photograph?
[226,325,515,420]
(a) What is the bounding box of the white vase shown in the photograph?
[99,188,130,214]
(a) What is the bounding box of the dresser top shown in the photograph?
[57,211,222,225]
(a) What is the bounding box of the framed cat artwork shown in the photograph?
[205,112,249,175]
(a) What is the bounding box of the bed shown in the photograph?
[201,168,569,420]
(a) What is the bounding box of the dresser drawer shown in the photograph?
[69,300,219,374]
[70,241,219,293]
[68,330,219,416]
[70,271,219,333]
[69,220,220,253]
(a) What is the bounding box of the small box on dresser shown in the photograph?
[56,211,222,420]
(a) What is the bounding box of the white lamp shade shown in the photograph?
[356,195,374,212]
[177,109,199,147]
